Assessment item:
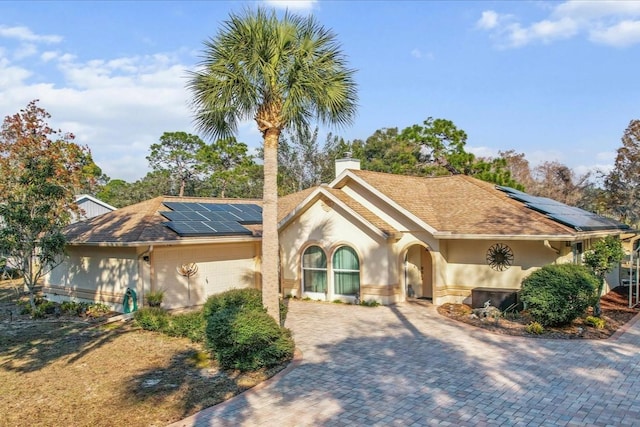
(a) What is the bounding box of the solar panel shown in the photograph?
[161,201,261,237]
[497,186,630,231]
[164,221,252,237]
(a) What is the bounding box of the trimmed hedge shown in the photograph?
[520,263,598,327]
[203,288,263,318]
[204,288,294,371]
[166,311,206,343]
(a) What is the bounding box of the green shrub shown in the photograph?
[203,288,263,318]
[206,307,294,371]
[61,301,82,316]
[39,300,57,315]
[520,264,598,327]
[86,303,111,317]
[526,321,544,335]
[167,311,206,342]
[134,307,169,331]
[360,299,380,307]
[584,315,606,329]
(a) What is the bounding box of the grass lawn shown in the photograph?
[0,280,285,427]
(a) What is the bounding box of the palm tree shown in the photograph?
[187,8,357,320]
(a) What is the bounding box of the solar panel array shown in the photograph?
[161,202,262,237]
[497,186,630,232]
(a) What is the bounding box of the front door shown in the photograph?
[405,245,433,300]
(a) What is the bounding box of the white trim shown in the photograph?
[329,170,440,235]
[278,187,390,239]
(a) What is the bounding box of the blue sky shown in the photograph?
[1,1,638,182]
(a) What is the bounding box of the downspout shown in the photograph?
[138,245,154,307]
[544,240,560,255]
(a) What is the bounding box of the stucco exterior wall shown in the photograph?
[152,242,258,309]
[280,199,393,303]
[436,239,570,305]
[44,246,139,311]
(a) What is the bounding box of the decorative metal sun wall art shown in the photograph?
[486,243,514,271]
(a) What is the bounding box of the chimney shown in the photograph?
[335,152,360,178]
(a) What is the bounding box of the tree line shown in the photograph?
[89,118,640,231]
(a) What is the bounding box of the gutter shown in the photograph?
[66,235,261,248]
[432,230,627,241]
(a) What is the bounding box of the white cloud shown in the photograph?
[41,51,59,62]
[263,0,317,12]
[590,20,640,47]
[468,145,498,159]
[0,25,62,43]
[478,1,640,48]
[476,11,500,30]
[14,43,38,60]
[0,32,262,182]
[596,151,616,162]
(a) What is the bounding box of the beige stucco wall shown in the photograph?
[44,246,140,311]
[152,242,259,309]
[280,198,395,303]
[435,239,574,305]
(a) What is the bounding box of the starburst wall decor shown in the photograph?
[486,243,514,271]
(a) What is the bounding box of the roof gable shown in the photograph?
[278,186,397,239]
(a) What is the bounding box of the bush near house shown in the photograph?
[520,263,598,327]
[134,307,206,343]
[204,288,294,371]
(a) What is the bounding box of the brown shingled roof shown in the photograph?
[346,170,577,236]
[64,196,262,245]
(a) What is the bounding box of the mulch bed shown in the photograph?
[437,286,640,339]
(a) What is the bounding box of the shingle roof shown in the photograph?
[64,196,262,245]
[346,170,579,236]
[67,169,621,245]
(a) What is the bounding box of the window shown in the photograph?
[333,246,360,296]
[302,246,327,293]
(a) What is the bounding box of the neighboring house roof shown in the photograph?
[64,196,262,246]
[75,194,117,212]
[72,194,117,223]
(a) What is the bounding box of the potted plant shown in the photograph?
[146,289,165,307]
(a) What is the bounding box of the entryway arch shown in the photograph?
[403,244,433,301]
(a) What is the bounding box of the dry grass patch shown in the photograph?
[0,280,287,427]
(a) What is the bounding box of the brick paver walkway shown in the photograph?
[169,300,640,426]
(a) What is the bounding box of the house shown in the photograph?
[44,158,631,311]
[44,197,263,311]
[74,194,117,222]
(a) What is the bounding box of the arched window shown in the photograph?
[302,246,327,293]
[333,246,360,296]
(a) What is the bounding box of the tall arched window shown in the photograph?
[302,246,327,293]
[333,246,360,296]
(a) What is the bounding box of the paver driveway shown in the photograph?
[170,300,640,426]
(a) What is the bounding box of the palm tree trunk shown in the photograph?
[262,130,280,321]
